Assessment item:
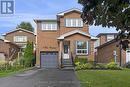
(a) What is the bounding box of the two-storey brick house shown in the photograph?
[96,33,130,66]
[35,8,98,68]
[3,28,36,50]
[1,28,36,62]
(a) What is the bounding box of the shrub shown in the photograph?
[123,62,130,68]
[75,63,93,70]
[24,41,34,67]
[75,62,80,66]
[74,57,87,65]
[95,63,107,70]
[106,62,122,70]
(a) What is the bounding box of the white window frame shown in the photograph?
[65,18,83,27]
[14,36,27,42]
[42,22,57,30]
[76,41,89,55]
[107,35,114,42]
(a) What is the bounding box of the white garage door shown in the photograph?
[0,53,5,61]
[126,49,130,62]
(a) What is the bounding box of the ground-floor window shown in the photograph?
[76,41,89,55]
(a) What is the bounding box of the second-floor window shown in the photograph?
[107,35,115,42]
[65,19,83,27]
[42,22,57,30]
[14,36,27,42]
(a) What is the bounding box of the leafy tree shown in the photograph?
[78,0,130,50]
[17,22,34,32]
[24,41,34,67]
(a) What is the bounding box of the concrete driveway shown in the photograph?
[0,69,81,87]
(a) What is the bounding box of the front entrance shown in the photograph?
[126,49,130,62]
[63,45,70,59]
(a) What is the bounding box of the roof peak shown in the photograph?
[3,28,35,36]
[57,8,82,16]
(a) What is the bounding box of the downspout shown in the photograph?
[119,41,122,66]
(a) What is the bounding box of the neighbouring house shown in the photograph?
[96,33,118,46]
[96,33,130,66]
[0,39,20,61]
[34,8,98,68]
[3,28,36,50]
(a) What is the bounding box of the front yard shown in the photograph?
[0,67,33,77]
[76,69,130,87]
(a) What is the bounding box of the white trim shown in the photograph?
[4,28,35,35]
[76,41,89,55]
[57,8,82,16]
[57,30,98,40]
[65,18,83,27]
[14,36,27,42]
[91,36,99,40]
[57,30,91,40]
[126,49,130,62]
[42,22,57,30]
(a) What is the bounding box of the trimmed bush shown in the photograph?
[106,62,122,70]
[74,58,87,65]
[75,63,93,70]
[96,63,107,70]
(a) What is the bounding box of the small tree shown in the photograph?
[17,22,34,32]
[24,41,34,67]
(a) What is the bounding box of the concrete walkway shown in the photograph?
[0,69,81,87]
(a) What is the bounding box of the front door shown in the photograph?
[126,49,130,62]
[63,45,69,59]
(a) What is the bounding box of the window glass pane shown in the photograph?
[76,41,88,55]
[64,45,68,53]
[42,22,57,30]
[14,36,27,42]
[65,19,83,27]
[77,41,87,49]
[107,35,114,41]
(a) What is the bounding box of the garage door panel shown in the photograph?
[40,52,58,68]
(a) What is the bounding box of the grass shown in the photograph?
[76,69,130,87]
[0,67,33,77]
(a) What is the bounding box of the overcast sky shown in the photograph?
[0,0,117,36]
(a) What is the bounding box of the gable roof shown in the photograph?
[0,39,19,47]
[57,8,82,16]
[3,28,35,36]
[57,30,98,40]
[96,39,117,49]
[34,19,57,23]
[97,33,118,37]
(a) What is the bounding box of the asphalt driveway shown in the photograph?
[0,69,81,87]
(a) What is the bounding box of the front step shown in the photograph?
[62,66,75,70]
[62,59,74,68]
[62,59,73,65]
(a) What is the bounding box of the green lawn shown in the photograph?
[76,69,130,87]
[0,67,33,77]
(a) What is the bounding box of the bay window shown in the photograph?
[76,41,89,55]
